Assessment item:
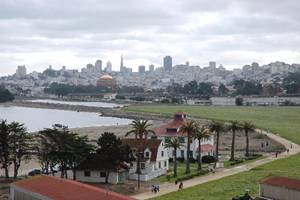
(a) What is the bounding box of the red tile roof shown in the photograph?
[197,144,214,152]
[153,118,187,136]
[12,175,135,200]
[121,139,162,162]
[260,177,300,191]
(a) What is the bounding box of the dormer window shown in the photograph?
[145,151,150,158]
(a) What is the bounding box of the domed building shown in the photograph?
[96,75,117,91]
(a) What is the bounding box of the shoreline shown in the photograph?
[1,100,169,121]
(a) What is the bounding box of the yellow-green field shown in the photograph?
[123,105,300,200]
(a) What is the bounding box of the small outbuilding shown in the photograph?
[75,156,129,184]
[259,176,300,200]
[10,175,135,200]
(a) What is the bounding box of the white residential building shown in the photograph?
[153,112,214,160]
[122,139,169,181]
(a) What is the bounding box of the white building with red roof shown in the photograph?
[153,112,214,161]
[259,176,300,200]
[121,138,169,181]
[10,175,135,200]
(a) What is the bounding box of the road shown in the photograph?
[131,131,300,200]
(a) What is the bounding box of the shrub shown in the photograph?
[230,159,244,166]
[166,175,171,181]
[115,94,126,100]
[189,158,197,163]
[202,155,216,163]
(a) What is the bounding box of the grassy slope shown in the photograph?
[153,154,300,200]
[124,105,300,199]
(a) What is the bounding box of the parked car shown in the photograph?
[28,169,42,176]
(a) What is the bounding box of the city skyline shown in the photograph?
[1,0,300,75]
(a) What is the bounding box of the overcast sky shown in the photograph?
[1,0,300,75]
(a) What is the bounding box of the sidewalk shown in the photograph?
[131,131,300,200]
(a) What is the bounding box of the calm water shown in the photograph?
[0,106,131,132]
[28,99,123,108]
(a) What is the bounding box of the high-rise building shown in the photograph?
[95,60,102,72]
[149,64,155,72]
[15,65,27,79]
[163,56,172,71]
[209,61,216,69]
[120,55,124,72]
[105,61,112,73]
[138,65,146,74]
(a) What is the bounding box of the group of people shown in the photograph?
[151,180,184,194]
[151,185,160,193]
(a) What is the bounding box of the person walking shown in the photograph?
[179,181,183,190]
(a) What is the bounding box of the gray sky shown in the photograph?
[1,0,300,75]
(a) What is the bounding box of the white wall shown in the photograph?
[260,184,300,200]
[76,170,119,184]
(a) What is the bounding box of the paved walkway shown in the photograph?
[131,130,300,200]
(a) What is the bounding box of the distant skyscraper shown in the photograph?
[120,55,124,72]
[95,60,102,72]
[138,65,146,74]
[15,65,27,79]
[209,61,216,69]
[163,56,172,71]
[106,61,112,73]
[149,64,155,72]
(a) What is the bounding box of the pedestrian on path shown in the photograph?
[287,148,289,153]
[179,181,183,190]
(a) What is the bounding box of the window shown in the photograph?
[189,151,193,158]
[84,171,91,177]
[181,150,184,157]
[179,137,185,143]
[161,151,164,157]
[141,163,146,169]
[158,162,161,168]
[164,161,167,167]
[100,172,106,178]
[145,152,150,158]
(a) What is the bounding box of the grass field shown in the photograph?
[124,105,300,144]
[152,154,300,200]
[153,162,209,183]
[123,105,300,199]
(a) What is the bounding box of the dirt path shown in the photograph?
[131,131,300,200]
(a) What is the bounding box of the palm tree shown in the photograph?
[193,125,211,170]
[165,138,184,177]
[241,121,255,157]
[126,119,155,189]
[209,120,225,161]
[125,120,155,140]
[228,121,242,161]
[179,120,198,174]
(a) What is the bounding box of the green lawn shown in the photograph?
[123,105,300,199]
[153,162,209,183]
[152,154,300,200]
